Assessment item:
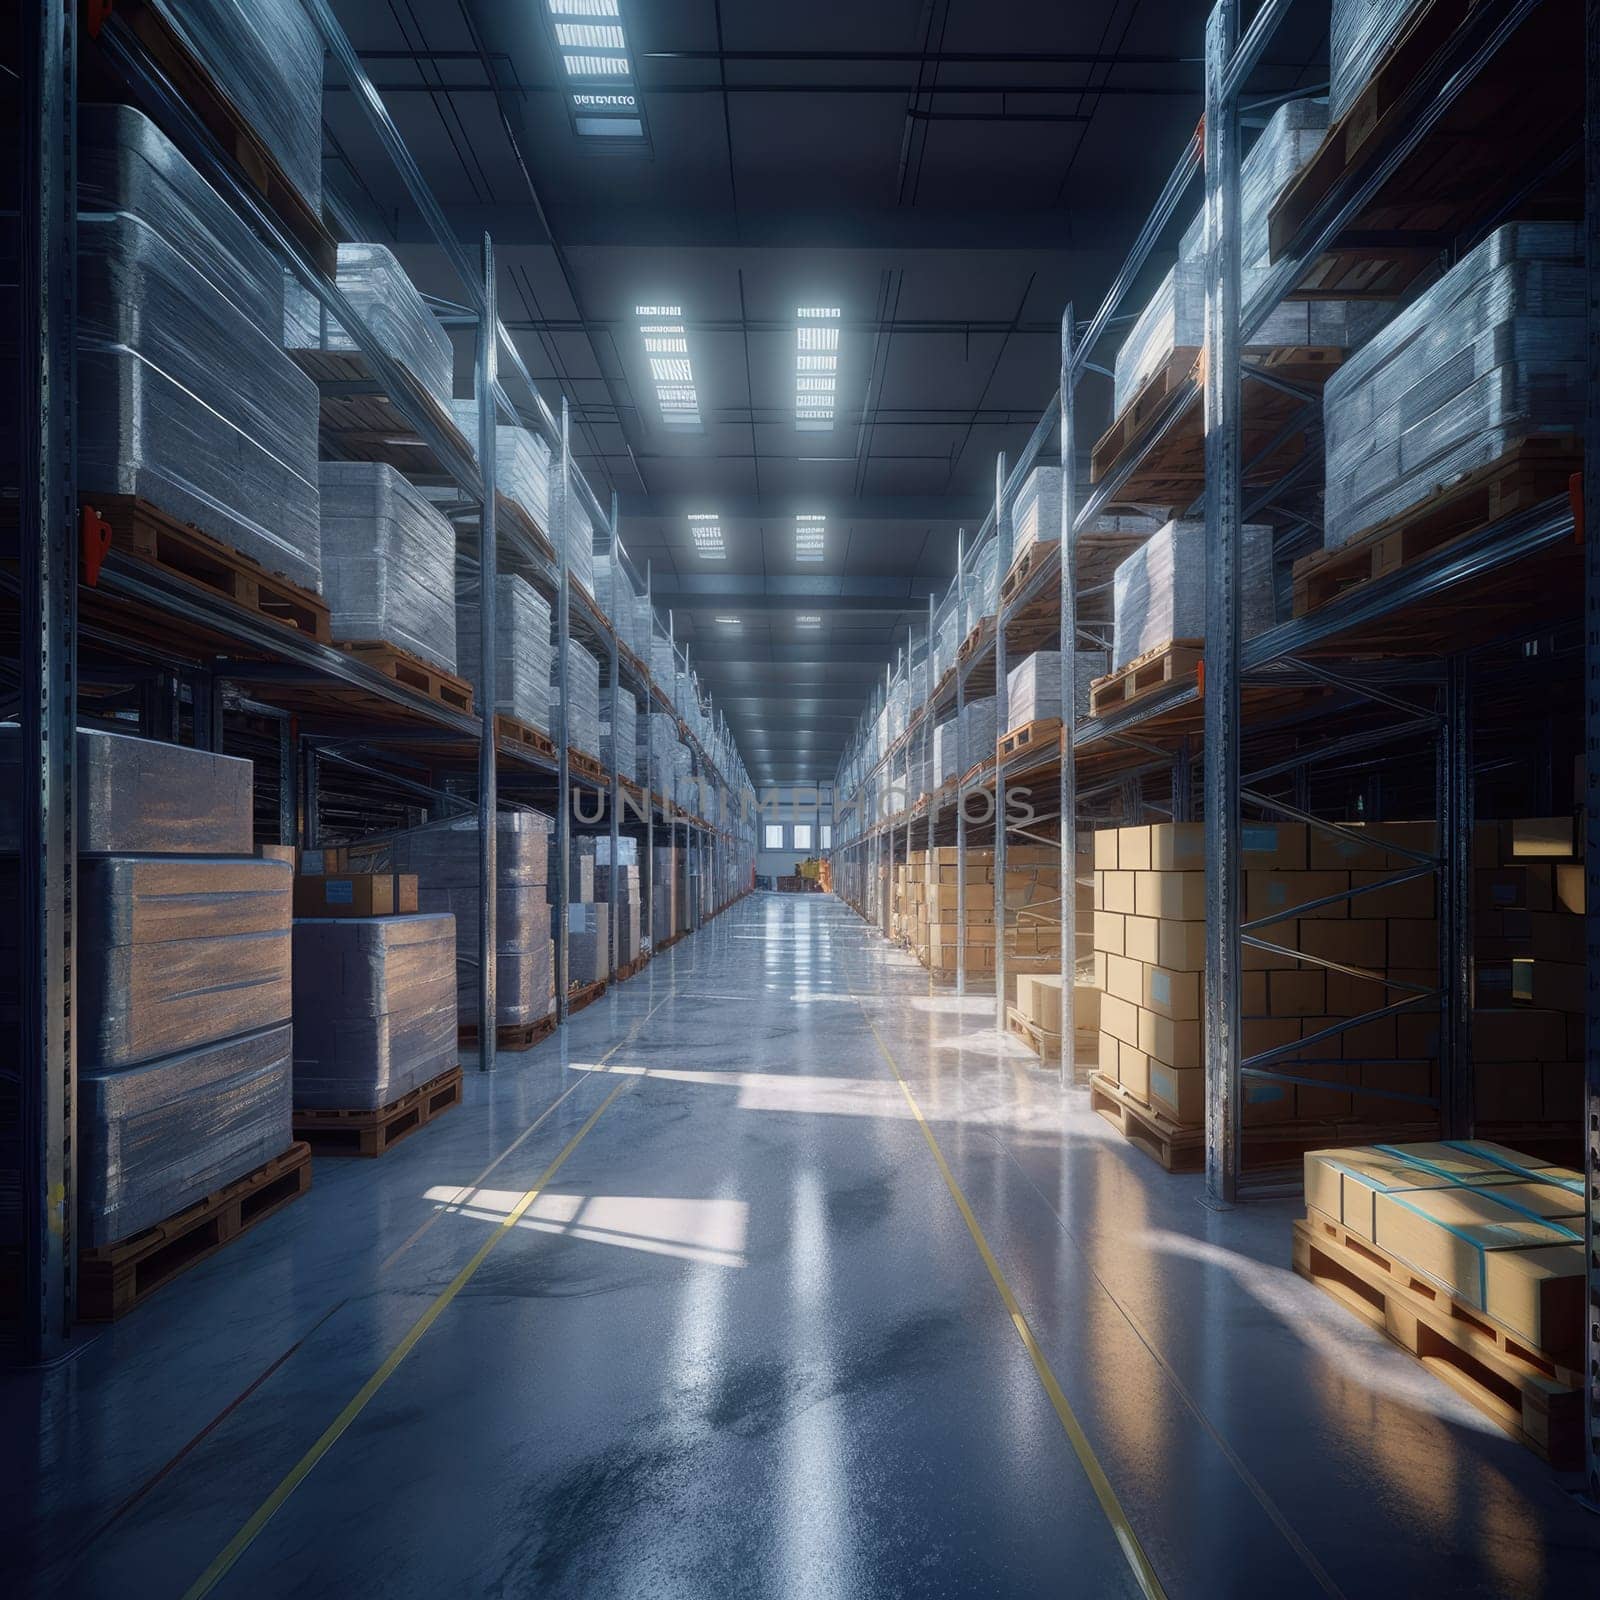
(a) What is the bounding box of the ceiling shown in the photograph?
[324,0,1329,788]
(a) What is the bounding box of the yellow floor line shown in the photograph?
[854,995,1168,1600]
[182,1076,637,1600]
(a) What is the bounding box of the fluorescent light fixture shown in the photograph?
[795,513,826,563]
[547,0,644,142]
[688,512,725,560]
[796,307,840,429]
[637,306,702,429]
[796,614,823,627]
[715,615,741,625]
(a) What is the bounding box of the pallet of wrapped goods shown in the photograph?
[78,212,321,595]
[1293,224,1582,615]
[457,574,554,738]
[556,641,604,763]
[602,688,640,782]
[451,401,554,542]
[564,903,611,990]
[290,913,458,1116]
[958,697,997,777]
[550,457,596,601]
[1297,1140,1583,1464]
[129,0,330,268]
[283,244,470,475]
[1002,649,1110,753]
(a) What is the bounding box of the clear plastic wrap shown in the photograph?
[963,540,1002,632]
[1111,518,1274,671]
[1330,0,1425,118]
[78,213,321,593]
[558,641,602,759]
[78,1022,293,1248]
[290,913,458,1110]
[1005,650,1110,728]
[456,574,553,733]
[69,855,293,1071]
[596,865,642,964]
[1322,225,1584,547]
[0,729,252,856]
[646,712,682,789]
[147,0,323,213]
[1113,261,1392,416]
[283,243,453,414]
[550,461,596,600]
[80,103,283,337]
[932,717,960,784]
[1013,467,1062,556]
[452,401,553,533]
[565,903,610,986]
[603,688,639,781]
[319,462,458,674]
[960,698,997,767]
[385,811,555,1025]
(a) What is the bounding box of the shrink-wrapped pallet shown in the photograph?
[0,729,252,856]
[550,459,596,600]
[646,712,682,788]
[319,462,457,675]
[565,903,611,986]
[69,855,293,1072]
[1013,467,1062,557]
[451,401,553,533]
[592,552,641,653]
[960,698,998,768]
[558,640,603,759]
[386,811,555,1026]
[1330,0,1426,119]
[78,1022,294,1247]
[456,574,553,733]
[1111,519,1275,671]
[284,243,453,414]
[80,104,283,338]
[1005,650,1110,728]
[290,913,458,1110]
[596,865,642,965]
[932,717,961,784]
[147,0,324,213]
[602,688,639,781]
[78,213,321,592]
[962,540,1002,633]
[1322,223,1583,549]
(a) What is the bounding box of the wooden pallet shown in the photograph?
[1089,640,1202,717]
[1292,1214,1582,1468]
[1088,1071,1205,1172]
[459,1014,558,1054]
[496,714,558,762]
[999,537,1059,608]
[1005,1006,1061,1061]
[615,954,649,983]
[336,640,475,714]
[569,747,607,784]
[1267,0,1580,297]
[997,717,1062,763]
[957,615,995,666]
[92,495,331,642]
[77,1143,312,1321]
[108,2,337,276]
[1090,348,1202,481]
[1290,438,1582,616]
[293,1065,463,1158]
[567,978,607,1016]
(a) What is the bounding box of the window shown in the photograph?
[793,824,813,851]
[820,824,832,850]
[764,824,785,851]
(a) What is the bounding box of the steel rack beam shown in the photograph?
[556,402,572,1022]
[994,452,1011,1038]
[608,495,622,981]
[476,238,499,1067]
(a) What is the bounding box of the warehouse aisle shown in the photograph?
[6,893,1598,1598]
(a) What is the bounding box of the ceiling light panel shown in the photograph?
[688,512,725,560]
[795,514,826,563]
[637,306,702,429]
[547,0,646,143]
[796,307,840,430]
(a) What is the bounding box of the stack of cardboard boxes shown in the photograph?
[1091,819,1442,1130]
[1474,815,1585,1132]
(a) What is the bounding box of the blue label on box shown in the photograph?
[325,879,354,905]
[1241,825,1278,853]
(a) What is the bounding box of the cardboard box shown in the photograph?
[1386,919,1436,969]
[1337,1014,1396,1060]
[1246,870,1350,924]
[1553,862,1584,914]
[1015,972,1064,1033]
[1242,970,1268,1013]
[1134,870,1205,921]
[1139,1007,1200,1071]
[1303,1144,1521,1241]
[1349,868,1434,919]
[1156,918,1205,973]
[1100,992,1140,1050]
[1122,914,1159,965]
[1239,821,1309,871]
[1243,1072,1294,1125]
[1148,1060,1202,1124]
[1099,1031,1120,1079]
[1243,928,1303,970]
[1361,1057,1434,1105]
[1530,912,1583,963]
[1268,968,1325,1017]
[1093,829,1119,870]
[1115,826,1152,871]
[1474,866,1553,914]
[1525,960,1584,1013]
[1505,816,1575,859]
[1142,962,1200,1021]
[1296,919,1387,970]
[293,872,417,918]
[1370,1186,1582,1360]
[1308,821,1435,871]
[1099,870,1136,914]
[1542,1060,1582,1121]
[1475,1061,1545,1123]
[1118,1043,1152,1103]
[1072,983,1101,1034]
[1475,1008,1567,1062]
[1148,822,1203,870]
[258,843,296,865]
[1104,952,1144,1007]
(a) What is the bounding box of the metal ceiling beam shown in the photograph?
[618,493,987,520]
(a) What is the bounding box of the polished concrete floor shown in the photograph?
[5,892,1598,1597]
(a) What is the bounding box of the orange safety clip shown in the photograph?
[1195,655,1205,696]
[81,504,112,587]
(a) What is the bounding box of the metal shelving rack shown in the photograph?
[829,0,1598,1496]
[10,0,755,1362]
